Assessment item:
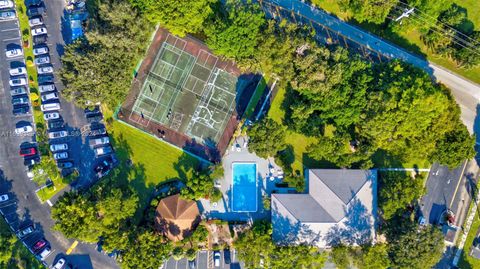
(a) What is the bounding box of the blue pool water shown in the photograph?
[232,162,257,212]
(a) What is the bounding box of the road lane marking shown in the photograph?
[449,161,468,208]
[66,240,78,255]
[46,200,53,206]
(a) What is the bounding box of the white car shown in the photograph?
[52,258,66,269]
[41,92,58,101]
[0,10,15,20]
[38,84,55,93]
[214,251,221,267]
[9,67,26,76]
[9,77,26,86]
[37,65,53,74]
[43,112,60,120]
[34,55,50,65]
[50,143,68,152]
[6,48,23,58]
[10,87,26,96]
[15,125,33,135]
[0,0,13,9]
[28,16,43,27]
[33,46,48,56]
[0,194,8,202]
[48,130,68,139]
[53,152,68,160]
[31,27,47,36]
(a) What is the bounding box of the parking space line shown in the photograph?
[3,37,20,42]
[1,28,18,32]
[66,240,78,254]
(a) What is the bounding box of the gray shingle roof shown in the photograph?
[273,194,336,223]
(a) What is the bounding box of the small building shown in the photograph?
[154,194,201,242]
[271,169,377,248]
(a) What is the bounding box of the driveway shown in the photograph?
[164,250,243,269]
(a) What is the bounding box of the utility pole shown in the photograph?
[394,7,415,23]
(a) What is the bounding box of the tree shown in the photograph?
[330,245,352,269]
[338,0,399,23]
[172,246,184,260]
[429,125,475,168]
[180,171,214,200]
[379,172,425,219]
[121,230,172,268]
[248,118,287,158]
[59,0,152,108]
[356,244,390,269]
[388,226,444,269]
[129,0,214,37]
[262,196,271,210]
[205,0,265,61]
[438,3,466,27]
[452,31,480,68]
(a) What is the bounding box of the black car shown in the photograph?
[224,249,231,264]
[24,155,40,167]
[86,114,103,124]
[38,74,54,84]
[188,260,196,269]
[13,105,30,116]
[90,125,107,136]
[47,120,64,130]
[57,161,73,169]
[26,5,45,17]
[33,34,47,45]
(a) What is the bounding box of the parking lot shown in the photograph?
[163,250,243,269]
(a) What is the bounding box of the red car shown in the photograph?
[19,147,36,157]
[31,239,47,253]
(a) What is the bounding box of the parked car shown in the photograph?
[47,120,63,130]
[38,83,55,93]
[224,249,231,264]
[12,96,29,105]
[9,67,26,76]
[10,86,27,96]
[94,146,112,157]
[94,159,112,178]
[41,102,60,112]
[9,77,26,86]
[28,15,43,27]
[214,251,221,268]
[53,152,68,160]
[188,260,196,269]
[85,106,100,115]
[31,239,47,253]
[50,143,68,152]
[37,64,53,74]
[41,92,58,102]
[12,105,29,116]
[52,258,66,269]
[0,194,8,202]
[37,74,54,84]
[89,136,109,147]
[31,26,47,36]
[5,48,22,58]
[48,130,68,139]
[86,114,102,123]
[57,161,73,169]
[16,225,34,238]
[90,127,106,136]
[32,34,47,44]
[24,155,40,167]
[36,246,51,261]
[34,55,50,65]
[27,5,45,17]
[19,147,36,157]
[15,125,33,135]
[43,112,60,120]
[0,10,15,20]
[0,0,14,9]
[33,45,48,55]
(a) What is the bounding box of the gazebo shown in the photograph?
[154,194,201,241]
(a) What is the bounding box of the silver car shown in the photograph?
[28,16,43,27]
[9,77,26,86]
[37,64,53,74]
[0,0,13,9]
[0,10,15,20]
[48,130,68,139]
[9,67,26,76]
[43,112,60,120]
[31,27,47,36]
[34,55,50,65]
[33,46,48,56]
[10,87,27,96]
[50,143,68,152]
[38,83,55,93]
[41,92,58,101]
[53,152,68,160]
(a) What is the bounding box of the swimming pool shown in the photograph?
[231,162,257,212]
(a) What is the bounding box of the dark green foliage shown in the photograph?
[129,0,214,37]
[205,0,266,61]
[248,118,287,158]
[429,125,475,168]
[121,230,172,268]
[338,0,399,23]
[388,226,444,269]
[378,172,425,219]
[356,244,391,269]
[59,0,152,108]
[180,171,214,200]
[235,221,327,269]
[330,245,351,269]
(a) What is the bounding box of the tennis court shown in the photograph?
[130,34,238,146]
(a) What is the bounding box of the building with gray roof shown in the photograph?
[271,169,377,248]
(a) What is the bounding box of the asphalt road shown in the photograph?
[0,1,118,269]
[261,0,480,137]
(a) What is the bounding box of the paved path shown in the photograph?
[261,0,480,136]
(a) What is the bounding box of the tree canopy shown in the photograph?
[120,230,172,269]
[247,118,287,158]
[338,0,399,23]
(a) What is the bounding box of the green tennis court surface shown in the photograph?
[131,35,238,146]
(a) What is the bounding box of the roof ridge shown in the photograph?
[272,194,336,222]
[309,170,346,206]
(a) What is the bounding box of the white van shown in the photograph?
[41,103,60,112]
[36,246,51,261]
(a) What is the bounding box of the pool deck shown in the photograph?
[199,136,288,221]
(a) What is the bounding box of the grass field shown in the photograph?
[244,77,267,120]
[0,217,44,268]
[458,205,480,268]
[103,108,201,220]
[311,0,480,84]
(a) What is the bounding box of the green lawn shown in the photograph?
[244,77,268,120]
[0,217,44,268]
[458,205,480,268]
[311,0,480,84]
[103,110,201,221]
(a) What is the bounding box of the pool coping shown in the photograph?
[231,162,258,213]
